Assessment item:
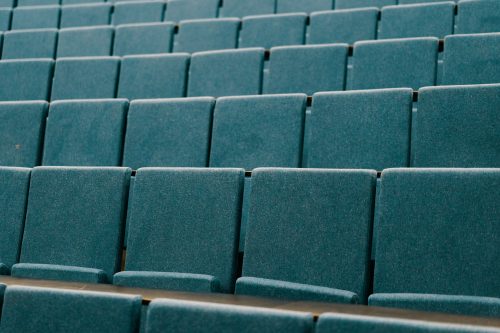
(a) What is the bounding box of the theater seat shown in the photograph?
[114,168,244,293]
[145,299,314,333]
[17,0,59,5]
[455,0,500,34]
[371,168,500,317]
[165,0,220,22]
[60,3,111,28]
[236,168,376,303]
[122,98,214,169]
[1,286,141,333]
[114,22,174,56]
[113,0,165,25]
[220,0,275,18]
[11,167,130,283]
[62,0,106,3]
[42,99,128,166]
[11,5,60,29]
[335,0,395,9]
[0,59,54,101]
[0,8,10,31]
[276,0,333,13]
[2,29,58,59]
[57,26,114,57]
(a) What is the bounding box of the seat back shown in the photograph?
[57,26,114,57]
[0,59,54,101]
[2,29,58,59]
[114,22,174,56]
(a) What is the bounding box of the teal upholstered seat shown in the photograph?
[174,18,240,53]
[145,299,314,333]
[114,22,174,56]
[236,168,376,303]
[442,33,500,85]
[17,0,59,5]
[456,0,500,34]
[2,29,58,59]
[0,168,31,275]
[399,0,455,3]
[352,37,438,90]
[42,99,128,166]
[1,286,142,333]
[11,5,60,29]
[0,59,54,101]
[371,168,500,317]
[117,54,189,100]
[57,26,114,57]
[51,56,120,100]
[220,0,275,17]
[307,88,413,170]
[60,3,111,28]
[0,0,12,6]
[379,2,455,39]
[335,0,395,9]
[122,98,214,169]
[209,94,306,170]
[266,44,348,95]
[309,8,378,45]
[165,0,219,22]
[240,13,306,49]
[276,0,333,13]
[188,48,264,97]
[62,0,106,3]
[12,167,130,283]
[113,0,165,25]
[0,8,11,31]
[0,102,48,167]
[413,84,500,167]
[114,168,244,293]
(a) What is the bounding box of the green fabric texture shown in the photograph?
[0,59,54,101]
[335,0,395,9]
[220,0,275,18]
[114,22,174,56]
[276,0,333,13]
[17,0,59,5]
[456,0,500,34]
[2,29,58,59]
[12,263,108,283]
[113,0,165,25]
[164,0,219,22]
[0,8,11,31]
[1,286,142,333]
[11,5,60,29]
[60,3,111,28]
[57,26,114,57]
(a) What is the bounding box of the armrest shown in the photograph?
[0,263,10,275]
[11,263,108,284]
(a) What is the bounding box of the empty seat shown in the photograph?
[307,88,413,170]
[114,22,174,56]
[11,167,131,283]
[240,13,307,49]
[442,33,500,85]
[114,168,244,293]
[0,102,48,167]
[456,0,500,34]
[399,0,454,3]
[276,0,333,13]
[309,8,378,45]
[60,3,111,28]
[42,99,128,166]
[165,0,219,22]
[220,0,275,18]
[113,0,165,25]
[2,29,58,59]
[266,44,348,95]
[236,168,376,303]
[351,37,438,90]
[57,26,114,57]
[122,98,214,169]
[11,5,60,29]
[0,168,31,274]
[17,0,59,5]
[371,168,500,317]
[0,59,54,101]
[413,84,500,167]
[210,94,306,170]
[0,8,10,31]
[117,54,189,100]
[1,286,141,333]
[174,18,240,53]
[145,299,314,333]
[188,48,264,97]
[379,2,455,39]
[335,0,395,9]
[62,0,106,3]
[51,56,120,100]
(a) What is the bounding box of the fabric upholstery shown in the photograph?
[413,84,500,167]
[114,22,174,56]
[11,5,60,29]
[60,3,111,28]
[0,0,12,6]
[352,37,438,90]
[174,18,240,53]
[239,168,376,303]
[164,0,219,22]
[0,8,10,31]
[307,88,413,170]
[335,0,395,9]
[17,167,130,283]
[309,8,378,45]
[122,97,214,169]
[209,94,306,170]
[63,0,106,3]
[145,299,314,333]
[113,0,165,25]
[1,286,141,333]
[0,102,48,166]
[11,263,108,283]
[456,0,500,34]
[276,0,333,13]
[2,29,58,59]
[17,0,59,5]
[220,0,275,18]
[124,168,244,293]
[188,48,264,97]
[57,26,114,57]
[51,56,120,100]
[266,44,348,95]
[42,99,128,166]
[117,54,189,100]
[0,59,54,101]
[240,13,306,49]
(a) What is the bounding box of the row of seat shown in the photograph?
[2,84,498,170]
[0,166,499,318]
[2,286,498,333]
